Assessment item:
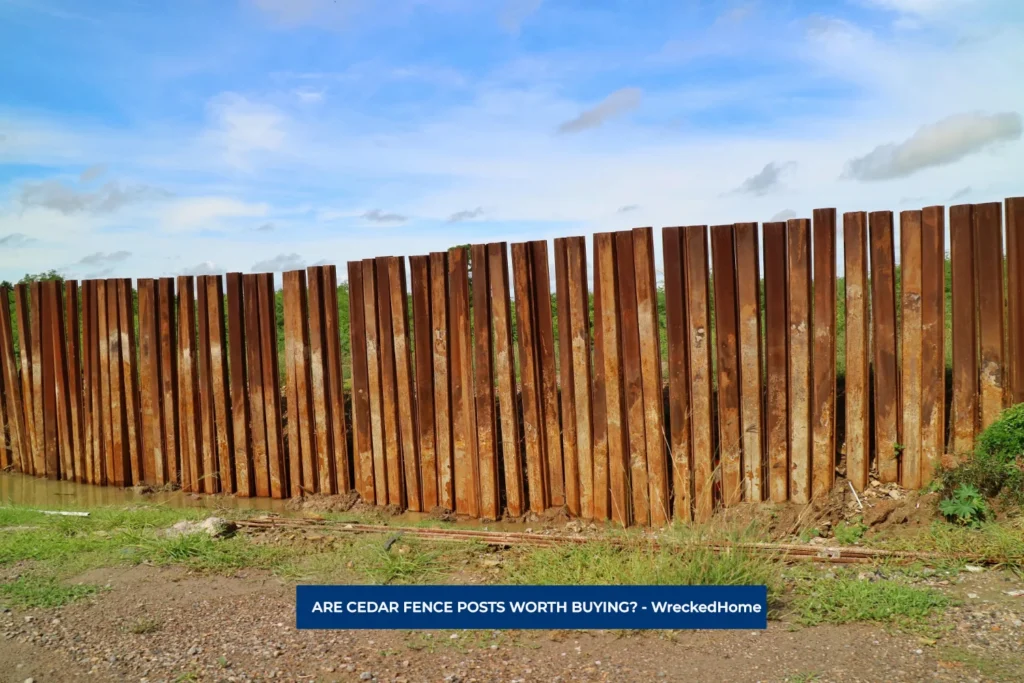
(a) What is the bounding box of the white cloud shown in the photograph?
[771,209,797,221]
[79,164,107,183]
[0,233,37,248]
[251,253,306,273]
[17,179,170,214]
[202,93,288,169]
[501,0,543,34]
[162,197,270,232]
[843,111,1022,181]
[448,207,484,223]
[731,161,796,196]
[859,0,978,16]
[362,209,407,224]
[179,261,224,276]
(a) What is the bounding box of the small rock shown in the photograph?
[1003,590,1024,597]
[964,565,984,573]
[24,678,34,683]
[360,673,374,681]
[967,593,979,599]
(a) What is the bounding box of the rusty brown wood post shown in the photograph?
[512,242,547,513]
[306,266,336,495]
[663,227,692,520]
[227,273,254,496]
[900,210,924,490]
[257,274,286,498]
[0,286,28,472]
[711,224,742,507]
[684,226,715,521]
[448,247,479,516]
[157,278,179,486]
[530,241,564,509]
[554,238,580,518]
[869,211,900,483]
[974,202,1005,430]
[734,223,764,503]
[388,258,421,511]
[471,244,499,520]
[321,265,350,492]
[843,213,870,491]
[138,279,162,485]
[14,286,36,474]
[566,237,594,520]
[920,206,946,485]
[410,256,438,509]
[1007,197,1024,406]
[949,204,978,457]
[786,219,812,504]
[177,276,202,493]
[428,252,454,510]
[811,209,836,499]
[348,262,375,502]
[243,274,269,497]
[64,281,85,482]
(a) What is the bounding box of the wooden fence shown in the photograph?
[2,197,1023,525]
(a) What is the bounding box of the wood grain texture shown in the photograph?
[786,219,812,503]
[362,259,388,504]
[429,252,454,510]
[306,266,336,495]
[489,243,524,517]
[87,281,104,485]
[734,222,764,502]
[0,286,28,473]
[40,281,61,479]
[512,242,546,513]
[376,260,404,506]
[196,277,219,493]
[30,283,47,476]
[711,224,742,507]
[321,265,350,492]
[811,209,836,499]
[14,286,36,474]
[900,210,924,490]
[684,226,715,521]
[257,274,286,498]
[471,244,499,519]
[157,278,179,486]
[595,232,629,526]
[243,274,269,497]
[591,235,610,522]
[921,206,946,485]
[410,256,438,509]
[47,281,73,480]
[566,237,594,520]
[1008,197,1024,405]
[138,279,162,485]
[662,227,692,520]
[553,238,580,517]
[615,230,649,525]
[950,204,977,456]
[388,258,421,511]
[869,211,900,483]
[64,281,84,482]
[530,241,564,508]
[176,277,202,492]
[80,282,95,483]
[843,213,870,491]
[974,202,1005,430]
[106,279,128,486]
[116,280,143,486]
[448,248,479,516]
[348,262,375,502]
[227,273,253,496]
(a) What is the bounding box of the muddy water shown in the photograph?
[0,472,292,514]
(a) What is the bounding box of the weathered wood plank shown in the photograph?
[488,243,524,517]
[118,279,143,486]
[40,281,61,479]
[30,283,47,476]
[591,235,610,521]
[512,242,546,513]
[14,286,36,474]
[843,212,870,491]
[565,237,594,520]
[306,266,336,495]
[553,238,580,517]
[711,224,742,507]
[389,257,421,511]
[429,252,454,510]
[196,277,219,493]
[921,205,946,485]
[321,265,350,492]
[1007,197,1024,406]
[787,219,812,504]
[157,278,179,486]
[243,274,269,497]
[348,262,375,502]
[869,211,900,483]
[48,281,74,480]
[362,259,388,504]
[410,256,438,509]
[950,204,978,456]
[88,281,104,485]
[595,232,630,526]
[284,270,317,496]
[975,202,1005,430]
[138,279,162,485]
[734,222,764,502]
[376,259,405,507]
[662,227,691,520]
[530,241,564,509]
[615,230,649,525]
[64,281,84,482]
[448,248,479,516]
[257,274,286,498]
[0,286,29,473]
[227,273,253,496]
[79,282,95,483]
[811,209,836,499]
[900,210,924,490]
[684,226,714,520]
[471,244,498,519]
[177,276,201,492]
[106,279,128,486]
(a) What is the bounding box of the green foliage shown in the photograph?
[795,577,949,626]
[941,402,1024,507]
[939,485,990,527]
[833,521,868,545]
[0,574,100,608]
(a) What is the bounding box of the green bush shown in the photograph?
[941,403,1024,508]
[938,484,990,527]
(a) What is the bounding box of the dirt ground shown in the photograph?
[0,562,1021,683]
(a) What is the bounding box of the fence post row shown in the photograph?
[1,198,1023,525]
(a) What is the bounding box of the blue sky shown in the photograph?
[1,0,1022,281]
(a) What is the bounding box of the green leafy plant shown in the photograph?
[942,403,1024,507]
[939,485,990,527]
[833,521,868,545]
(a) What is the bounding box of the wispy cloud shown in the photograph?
[17,180,170,214]
[253,222,275,232]
[79,164,107,183]
[179,261,224,276]
[0,233,38,248]
[617,204,640,213]
[77,251,132,267]
[556,87,642,134]
[731,161,796,196]
[843,112,1022,181]
[362,209,407,224]
[448,207,484,223]
[950,186,972,200]
[251,253,305,273]
[501,0,543,34]
[770,209,796,221]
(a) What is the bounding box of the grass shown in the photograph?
[938,647,1024,682]
[0,574,102,608]
[794,576,950,627]
[127,617,164,635]
[874,519,1024,569]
